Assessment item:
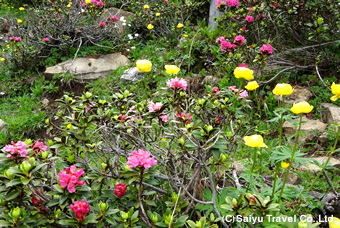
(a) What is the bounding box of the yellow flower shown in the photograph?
[17,19,22,23]
[144,4,149,9]
[67,124,72,129]
[244,135,267,148]
[0,58,5,62]
[161,138,166,141]
[147,24,153,30]
[67,4,71,7]
[281,162,289,169]
[291,101,314,114]
[165,65,180,74]
[19,7,24,10]
[85,0,90,3]
[156,13,160,16]
[136,60,152,72]
[183,34,188,37]
[177,23,184,28]
[330,82,340,102]
[272,83,293,96]
[245,81,259,91]
[329,217,340,228]
[233,67,254,80]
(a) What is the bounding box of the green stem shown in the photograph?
[246,148,257,192]
[143,73,148,103]
[278,114,303,203]
[254,90,262,119]
[223,79,244,132]
[293,125,340,214]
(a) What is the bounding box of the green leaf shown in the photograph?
[0,220,11,226]
[46,198,60,207]
[58,219,78,226]
[84,214,97,224]
[174,215,188,227]
[59,194,68,205]
[6,178,22,187]
[5,190,20,201]
[31,163,48,174]
[143,200,156,207]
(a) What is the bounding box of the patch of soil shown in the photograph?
[187,76,205,96]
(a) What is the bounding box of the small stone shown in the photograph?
[309,191,322,199]
[320,103,340,125]
[282,172,301,185]
[0,119,6,131]
[232,161,245,175]
[120,67,143,82]
[42,98,49,107]
[202,76,220,87]
[299,157,340,172]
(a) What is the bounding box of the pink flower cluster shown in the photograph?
[226,0,239,8]
[166,77,188,92]
[260,43,274,55]
[216,0,223,7]
[99,22,106,27]
[212,87,220,93]
[31,141,48,154]
[9,37,22,42]
[114,183,127,198]
[31,190,43,206]
[70,199,90,222]
[107,16,118,21]
[80,0,103,7]
[228,86,248,98]
[148,101,162,112]
[58,166,85,193]
[245,15,254,23]
[160,114,169,122]
[234,35,245,45]
[177,112,192,124]
[238,63,248,68]
[127,149,157,169]
[43,37,49,42]
[216,35,245,52]
[4,141,27,159]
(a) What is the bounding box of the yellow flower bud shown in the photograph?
[290,101,313,114]
[233,67,254,80]
[147,24,153,30]
[156,13,160,16]
[245,81,259,91]
[243,135,267,148]
[17,19,22,23]
[164,65,180,74]
[136,60,152,72]
[330,82,340,101]
[272,83,293,96]
[177,23,184,28]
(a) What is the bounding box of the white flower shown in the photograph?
[135,34,139,37]
[128,24,131,26]
[122,22,126,26]
[120,16,125,22]
[131,46,135,49]
[126,48,130,51]
[128,34,133,39]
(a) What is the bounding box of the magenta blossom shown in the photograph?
[84,106,90,112]
[43,37,49,42]
[148,101,162,112]
[97,1,103,7]
[216,0,223,7]
[70,199,89,222]
[216,36,226,43]
[99,22,106,27]
[15,37,22,42]
[260,43,274,55]
[212,87,220,93]
[58,166,85,193]
[234,35,245,45]
[228,86,248,98]
[226,0,239,8]
[127,149,157,169]
[220,40,232,52]
[160,114,169,122]
[177,112,192,124]
[4,141,28,159]
[112,16,118,21]
[245,15,254,22]
[166,77,188,91]
[119,114,126,122]
[9,37,14,41]
[31,141,48,154]
[249,7,254,13]
[238,63,248,68]
[114,183,127,198]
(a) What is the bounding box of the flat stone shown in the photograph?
[299,157,340,172]
[283,116,328,144]
[0,119,5,131]
[42,98,49,107]
[282,172,301,185]
[276,86,313,104]
[320,103,340,124]
[44,53,130,80]
[202,76,220,86]
[120,67,143,82]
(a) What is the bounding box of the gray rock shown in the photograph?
[276,86,313,104]
[283,116,328,144]
[299,156,340,172]
[0,119,6,131]
[202,75,220,87]
[309,191,323,199]
[320,103,340,125]
[120,67,143,82]
[282,172,301,185]
[208,0,224,29]
[232,161,245,175]
[42,98,49,107]
[45,53,130,80]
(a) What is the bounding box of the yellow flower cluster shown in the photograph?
[147,24,153,30]
[245,81,259,91]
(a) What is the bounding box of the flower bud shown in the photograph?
[29,157,36,167]
[45,118,50,125]
[101,163,107,171]
[124,90,130,97]
[20,161,32,174]
[118,94,124,99]
[55,209,62,218]
[4,170,14,179]
[232,198,237,206]
[198,99,204,105]
[25,139,33,146]
[151,213,158,224]
[179,136,185,145]
[121,211,129,220]
[180,92,185,97]
[10,207,21,219]
[224,97,229,102]
[99,201,109,212]
[298,222,307,228]
[85,92,92,99]
[171,192,179,202]
[206,125,213,133]
[42,151,49,159]
[214,100,218,106]
[219,153,228,163]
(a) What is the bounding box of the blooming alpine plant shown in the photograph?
[114,183,127,198]
[177,112,192,124]
[234,35,245,45]
[228,86,248,98]
[260,43,274,55]
[3,141,28,160]
[148,101,162,112]
[127,149,157,169]
[58,166,85,193]
[70,199,90,222]
[166,77,188,92]
[31,141,48,154]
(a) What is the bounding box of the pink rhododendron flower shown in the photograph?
[216,0,223,7]
[238,63,248,68]
[97,1,103,7]
[99,22,106,27]
[220,40,232,52]
[160,114,169,122]
[9,37,14,41]
[249,7,254,13]
[127,149,157,169]
[31,191,43,206]
[166,77,188,91]
[212,87,220,93]
[70,199,89,222]
[84,105,90,112]
[177,113,192,124]
[31,141,48,154]
[245,15,254,22]
[119,114,126,122]
[43,37,49,42]
[112,16,118,21]
[56,14,61,18]
[15,37,22,42]
[4,141,28,159]
[58,166,85,193]
[256,14,265,19]
[148,101,162,112]
[216,36,226,43]
[114,183,127,198]
[260,43,274,55]
[239,90,248,98]
[273,2,278,8]
[234,35,245,45]
[242,26,246,31]
[231,44,237,49]
[226,0,239,8]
